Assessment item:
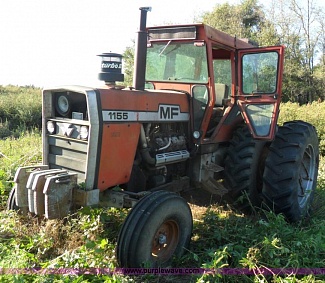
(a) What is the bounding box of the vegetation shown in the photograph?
[0,86,324,282]
[0,85,42,138]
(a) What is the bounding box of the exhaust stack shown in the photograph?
[133,7,151,90]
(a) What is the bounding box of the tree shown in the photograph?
[313,4,325,101]
[122,42,135,87]
[201,3,243,37]
[201,0,279,46]
[268,0,325,102]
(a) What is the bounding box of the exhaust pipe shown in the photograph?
[133,7,151,90]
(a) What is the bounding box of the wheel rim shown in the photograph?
[152,220,179,262]
[298,144,316,208]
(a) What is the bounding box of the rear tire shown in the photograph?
[7,186,19,211]
[262,121,319,222]
[224,126,267,211]
[117,190,193,267]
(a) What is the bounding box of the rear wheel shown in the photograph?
[7,186,19,211]
[117,190,193,267]
[224,126,267,211]
[262,121,319,222]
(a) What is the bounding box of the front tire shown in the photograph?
[117,190,193,267]
[262,121,319,222]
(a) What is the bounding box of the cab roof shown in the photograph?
[147,23,254,50]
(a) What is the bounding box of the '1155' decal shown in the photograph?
[106,111,128,120]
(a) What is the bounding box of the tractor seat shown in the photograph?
[212,83,229,117]
[214,83,229,107]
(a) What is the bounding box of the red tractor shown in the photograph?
[8,7,319,267]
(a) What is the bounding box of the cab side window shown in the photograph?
[213,59,231,97]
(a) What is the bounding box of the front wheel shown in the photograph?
[262,121,319,222]
[117,190,193,267]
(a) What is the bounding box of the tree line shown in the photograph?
[123,0,325,103]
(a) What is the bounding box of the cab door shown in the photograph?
[236,46,285,140]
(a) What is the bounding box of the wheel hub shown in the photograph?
[158,234,167,245]
[152,220,179,262]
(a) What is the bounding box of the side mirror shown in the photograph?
[191,85,208,138]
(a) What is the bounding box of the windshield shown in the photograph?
[146,42,208,83]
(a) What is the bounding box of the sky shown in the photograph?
[0,0,246,88]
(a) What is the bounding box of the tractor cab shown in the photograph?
[144,24,284,142]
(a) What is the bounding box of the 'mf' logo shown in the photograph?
[159,105,180,120]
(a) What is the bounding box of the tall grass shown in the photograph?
[0,131,42,209]
[0,85,42,138]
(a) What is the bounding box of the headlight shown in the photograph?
[56,94,70,116]
[47,121,56,134]
[80,126,89,140]
[193,131,201,139]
